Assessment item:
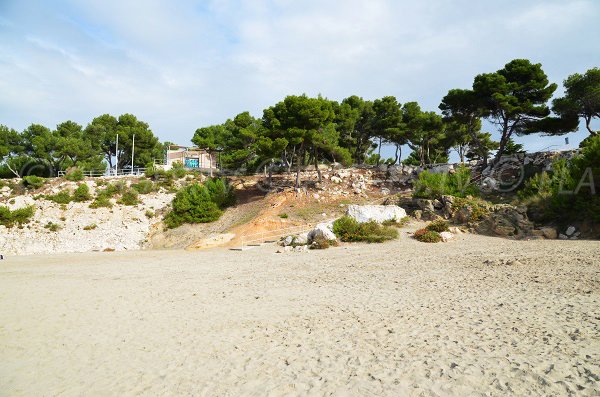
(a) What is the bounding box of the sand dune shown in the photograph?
[0,232,598,396]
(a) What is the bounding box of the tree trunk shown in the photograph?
[377,137,382,165]
[295,145,303,189]
[313,146,322,183]
[208,152,213,178]
[393,144,400,164]
[585,116,597,135]
[7,161,20,178]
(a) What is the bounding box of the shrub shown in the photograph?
[0,205,35,227]
[426,219,449,233]
[44,222,61,232]
[22,175,46,190]
[83,223,97,230]
[451,196,490,222]
[89,195,113,209]
[131,179,154,194]
[279,213,289,219]
[332,216,399,243]
[204,178,236,208]
[382,216,410,227]
[413,166,478,199]
[117,189,140,206]
[145,210,155,218]
[46,190,72,204]
[64,168,84,182]
[414,228,442,243]
[164,183,223,228]
[171,162,187,179]
[72,184,91,202]
[518,136,600,224]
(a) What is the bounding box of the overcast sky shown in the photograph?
[1,0,598,158]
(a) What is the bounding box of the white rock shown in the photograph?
[565,226,576,236]
[439,231,454,242]
[346,205,407,224]
[307,221,336,243]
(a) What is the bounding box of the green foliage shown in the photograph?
[171,162,187,179]
[44,222,61,232]
[117,189,140,206]
[89,194,113,209]
[552,67,600,136]
[0,205,35,228]
[452,196,490,222]
[164,183,223,228]
[518,135,600,223]
[279,213,288,219]
[73,184,91,202]
[145,210,155,218]
[131,179,155,194]
[64,168,84,181]
[426,219,449,233]
[83,223,97,230]
[414,228,442,243]
[22,175,46,189]
[46,190,72,204]
[413,166,478,199]
[204,178,236,208]
[332,216,399,243]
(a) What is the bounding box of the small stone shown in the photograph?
[565,226,576,236]
[558,234,569,240]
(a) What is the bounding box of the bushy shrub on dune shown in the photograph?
[425,219,449,233]
[64,168,84,182]
[131,179,154,194]
[414,228,442,243]
[164,183,222,228]
[21,175,46,190]
[333,216,399,243]
[46,190,72,204]
[117,188,140,206]
[72,184,91,202]
[204,178,236,208]
[0,205,35,227]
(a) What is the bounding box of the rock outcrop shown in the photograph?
[346,205,407,223]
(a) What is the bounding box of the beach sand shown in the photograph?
[1,232,598,396]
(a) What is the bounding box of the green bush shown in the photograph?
[117,189,140,206]
[171,162,187,179]
[279,213,289,219]
[518,136,600,224]
[89,194,113,209]
[22,175,46,190]
[332,216,399,243]
[131,179,155,194]
[425,219,449,233]
[414,228,442,243]
[44,222,61,232]
[309,234,338,249]
[64,168,84,182]
[0,205,35,227]
[46,190,72,204]
[83,223,97,230]
[164,183,223,228]
[413,166,478,199]
[73,184,91,202]
[204,178,236,208]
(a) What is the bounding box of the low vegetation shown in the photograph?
[332,216,399,243]
[413,166,478,199]
[0,205,35,228]
[117,188,140,206]
[414,228,442,243]
[517,135,600,224]
[64,168,84,182]
[21,175,46,190]
[73,184,91,202]
[46,190,73,204]
[425,219,449,233]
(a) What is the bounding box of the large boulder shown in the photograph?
[346,204,407,223]
[307,221,336,243]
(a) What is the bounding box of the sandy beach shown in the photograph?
[1,232,598,396]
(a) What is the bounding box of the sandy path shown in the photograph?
[0,233,598,396]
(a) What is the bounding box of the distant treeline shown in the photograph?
[1,59,598,181]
